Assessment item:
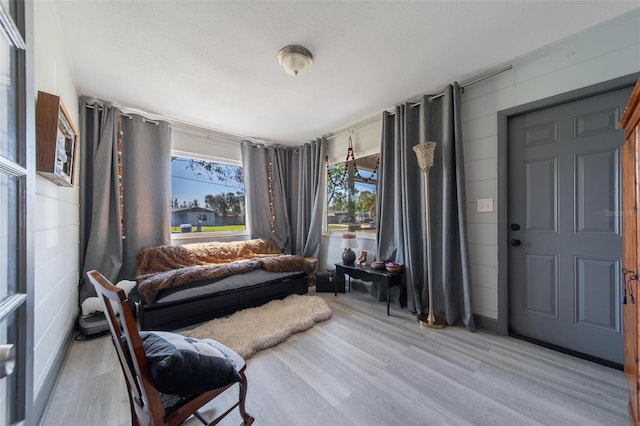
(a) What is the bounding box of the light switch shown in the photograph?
[477,198,494,213]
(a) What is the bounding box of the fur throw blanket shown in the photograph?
[137,238,283,276]
[136,239,305,304]
[138,255,307,304]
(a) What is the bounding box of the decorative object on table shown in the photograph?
[36,91,78,186]
[385,262,404,273]
[371,260,386,270]
[357,250,368,266]
[413,141,446,329]
[341,232,358,265]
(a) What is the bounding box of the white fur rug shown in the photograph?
[180,294,332,359]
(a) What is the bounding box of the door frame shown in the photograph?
[495,72,640,336]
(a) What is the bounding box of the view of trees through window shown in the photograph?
[327,153,378,234]
[171,156,246,233]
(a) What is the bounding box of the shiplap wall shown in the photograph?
[461,9,640,320]
[33,0,79,401]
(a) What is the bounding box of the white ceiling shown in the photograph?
[52,1,639,146]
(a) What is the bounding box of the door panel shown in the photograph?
[575,149,619,234]
[524,253,559,317]
[508,86,633,365]
[574,256,620,332]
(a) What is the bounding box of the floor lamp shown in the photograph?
[413,141,446,329]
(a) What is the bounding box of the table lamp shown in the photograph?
[341,233,358,265]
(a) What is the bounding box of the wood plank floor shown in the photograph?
[41,289,628,426]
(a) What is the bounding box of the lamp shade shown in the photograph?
[277,45,313,76]
[341,233,358,249]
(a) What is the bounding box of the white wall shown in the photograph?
[461,9,640,320]
[32,0,79,400]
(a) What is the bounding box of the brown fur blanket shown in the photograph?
[138,255,307,304]
[136,239,305,304]
[137,239,283,276]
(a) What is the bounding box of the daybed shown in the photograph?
[136,239,309,330]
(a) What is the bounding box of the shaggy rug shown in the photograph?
[180,294,332,359]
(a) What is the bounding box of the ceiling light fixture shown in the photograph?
[277,45,313,76]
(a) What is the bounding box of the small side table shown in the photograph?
[334,263,406,316]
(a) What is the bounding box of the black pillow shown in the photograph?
[140,331,241,396]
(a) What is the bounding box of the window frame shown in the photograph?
[0,0,33,423]
[324,152,379,241]
[170,150,248,241]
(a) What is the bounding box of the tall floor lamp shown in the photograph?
[413,141,446,329]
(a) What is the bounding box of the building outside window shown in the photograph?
[171,155,245,233]
[326,152,378,235]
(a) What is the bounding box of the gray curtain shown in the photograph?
[290,138,327,258]
[376,84,475,330]
[79,100,171,303]
[241,142,290,251]
[120,115,172,279]
[241,138,326,257]
[79,99,123,302]
[376,100,425,315]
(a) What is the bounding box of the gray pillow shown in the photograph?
[140,331,241,396]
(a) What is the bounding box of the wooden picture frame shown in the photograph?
[36,91,78,186]
[357,250,367,265]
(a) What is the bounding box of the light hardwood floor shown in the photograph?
[41,289,628,426]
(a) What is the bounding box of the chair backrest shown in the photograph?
[86,270,167,424]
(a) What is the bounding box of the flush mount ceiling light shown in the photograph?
[277,45,313,76]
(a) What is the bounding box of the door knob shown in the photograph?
[0,344,15,379]
[510,239,521,246]
[510,224,521,231]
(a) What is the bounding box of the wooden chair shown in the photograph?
[86,270,254,425]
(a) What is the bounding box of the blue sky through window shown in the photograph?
[171,157,244,207]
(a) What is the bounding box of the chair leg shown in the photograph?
[238,372,254,425]
[193,411,208,425]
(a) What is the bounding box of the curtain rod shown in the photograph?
[83,104,164,125]
[83,101,254,141]
[424,64,513,103]
[326,64,513,139]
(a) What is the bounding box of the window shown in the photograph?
[0,0,30,422]
[326,152,378,235]
[171,155,245,233]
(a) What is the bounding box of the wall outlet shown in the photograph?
[477,198,494,213]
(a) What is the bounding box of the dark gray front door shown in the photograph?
[508,86,633,365]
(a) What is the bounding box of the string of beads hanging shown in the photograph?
[267,161,276,233]
[325,133,380,187]
[118,120,126,239]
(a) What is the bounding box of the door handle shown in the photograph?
[0,344,15,379]
[510,239,521,246]
[622,269,638,305]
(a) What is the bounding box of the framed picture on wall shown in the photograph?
[36,91,79,186]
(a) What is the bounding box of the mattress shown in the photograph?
[155,269,301,303]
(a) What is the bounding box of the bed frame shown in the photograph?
[139,272,308,330]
